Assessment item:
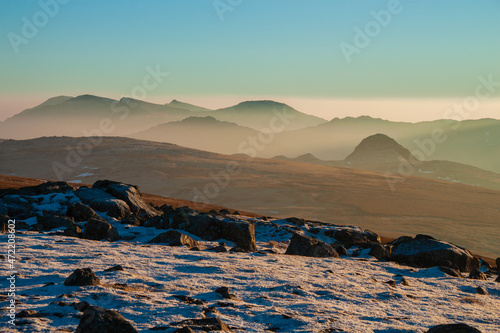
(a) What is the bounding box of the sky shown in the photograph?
[1,0,499,122]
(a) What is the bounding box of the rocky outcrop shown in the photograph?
[93,180,160,220]
[389,235,480,272]
[325,228,380,245]
[150,213,257,251]
[149,230,198,248]
[64,268,101,286]
[76,306,139,333]
[171,318,231,332]
[286,233,339,258]
[75,187,131,219]
[82,218,119,242]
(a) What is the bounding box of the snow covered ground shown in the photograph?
[3,225,500,332]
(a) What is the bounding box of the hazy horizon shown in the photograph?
[1,0,499,123]
[2,94,500,123]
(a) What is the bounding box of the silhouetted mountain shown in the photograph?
[131,116,258,154]
[211,100,326,130]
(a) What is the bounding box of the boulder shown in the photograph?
[326,228,381,245]
[17,181,74,196]
[75,187,130,219]
[389,234,480,272]
[171,318,230,332]
[367,243,392,260]
[496,257,500,270]
[67,203,101,222]
[285,233,339,258]
[468,267,487,280]
[63,225,82,238]
[36,215,75,230]
[0,195,32,217]
[149,230,198,248]
[93,180,160,220]
[438,266,464,278]
[76,306,139,333]
[64,268,100,286]
[82,218,119,242]
[170,214,256,251]
[426,323,482,333]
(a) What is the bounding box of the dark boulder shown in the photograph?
[149,230,198,248]
[426,323,482,333]
[215,286,234,299]
[0,195,32,217]
[468,268,487,280]
[36,215,75,230]
[496,257,500,270]
[64,268,100,286]
[389,234,480,272]
[82,218,119,242]
[331,243,347,256]
[67,203,101,222]
[75,187,130,219]
[285,233,339,258]
[93,180,160,220]
[76,306,139,333]
[173,214,256,251]
[326,228,380,245]
[211,242,229,253]
[285,217,306,226]
[63,225,82,238]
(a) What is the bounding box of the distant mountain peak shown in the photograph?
[232,100,290,110]
[345,133,416,164]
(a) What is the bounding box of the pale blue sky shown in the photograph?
[1,0,499,120]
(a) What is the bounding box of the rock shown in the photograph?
[171,318,230,332]
[326,228,380,245]
[438,266,464,278]
[82,218,119,242]
[211,243,229,253]
[173,295,204,305]
[285,233,339,258]
[63,225,82,238]
[495,275,500,282]
[219,209,230,215]
[426,323,482,333]
[76,306,139,333]
[0,195,32,217]
[365,243,391,260]
[476,286,488,295]
[36,215,75,230]
[121,214,142,226]
[496,257,500,270]
[331,243,347,256]
[105,265,125,272]
[401,278,410,286]
[17,309,43,318]
[149,230,198,248]
[285,217,306,226]
[75,187,131,219]
[468,268,487,280]
[93,180,160,220]
[67,203,101,222]
[17,181,74,196]
[174,214,256,251]
[64,268,100,286]
[390,234,480,272]
[384,280,396,287]
[215,286,233,299]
